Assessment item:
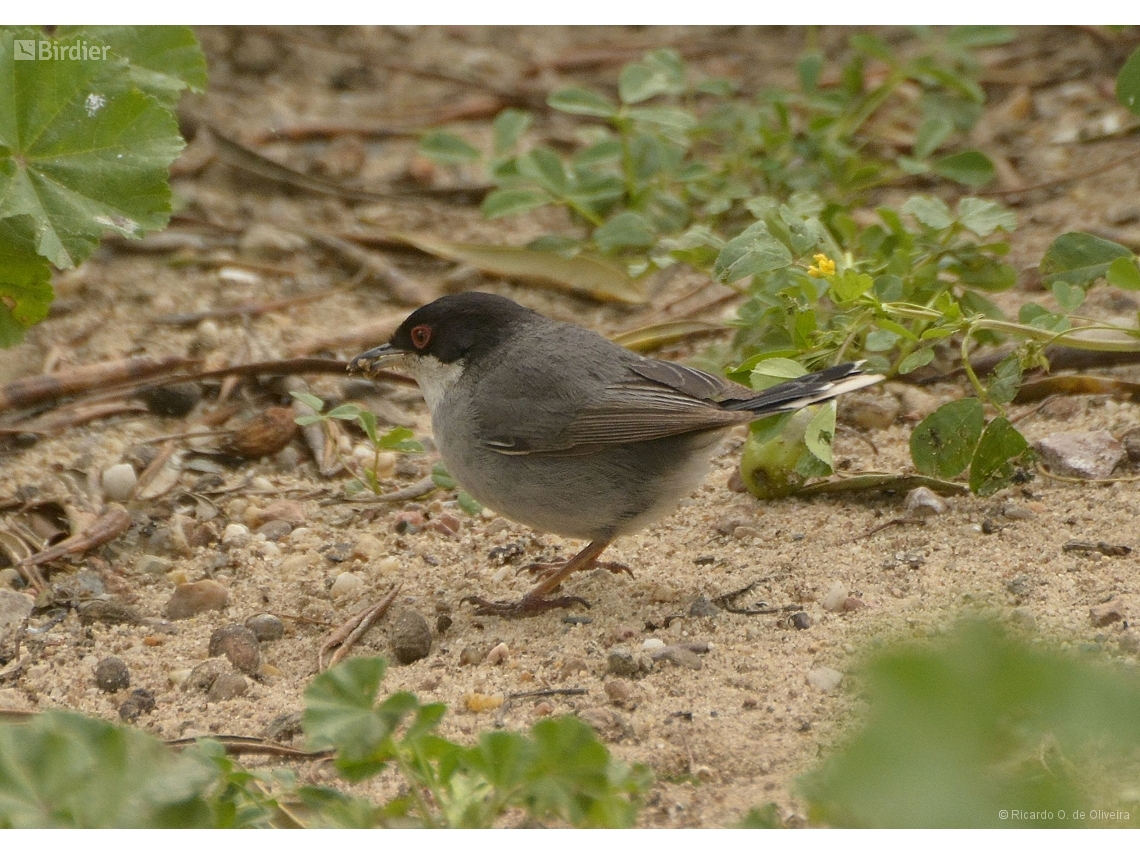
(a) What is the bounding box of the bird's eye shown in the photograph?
[410,324,432,350]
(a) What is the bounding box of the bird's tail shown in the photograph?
[724,362,883,416]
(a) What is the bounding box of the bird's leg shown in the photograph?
[464,539,611,617]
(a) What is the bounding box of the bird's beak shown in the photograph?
[348,343,406,375]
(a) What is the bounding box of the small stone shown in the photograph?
[1000,501,1036,521]
[604,679,632,705]
[393,511,425,534]
[0,590,34,646]
[94,656,130,692]
[391,610,432,664]
[251,500,306,528]
[460,645,488,666]
[1034,430,1125,479]
[649,645,703,670]
[221,523,251,549]
[560,657,588,679]
[165,580,229,619]
[240,223,306,258]
[533,701,555,716]
[350,534,385,561]
[791,611,813,630]
[641,638,665,651]
[436,614,453,634]
[576,707,628,742]
[118,688,156,722]
[1123,427,1140,463]
[208,624,262,674]
[184,658,228,692]
[330,571,364,601]
[191,319,220,353]
[486,642,509,665]
[255,520,293,541]
[78,599,142,626]
[807,666,843,694]
[688,596,720,617]
[245,613,285,642]
[207,672,249,702]
[904,486,948,517]
[821,582,849,612]
[1090,598,1126,627]
[606,646,648,678]
[842,597,867,612]
[101,463,137,502]
[264,712,304,743]
[464,692,504,712]
[839,390,900,430]
[378,556,401,575]
[136,554,174,575]
[137,382,201,417]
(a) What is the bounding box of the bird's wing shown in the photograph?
[482,359,752,455]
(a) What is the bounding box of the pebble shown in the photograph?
[807,667,843,694]
[191,319,221,353]
[264,712,304,743]
[606,646,649,678]
[78,599,142,626]
[641,638,665,651]
[460,645,488,666]
[688,596,720,617]
[436,614,453,634]
[1123,427,1140,463]
[649,645,703,670]
[393,511,425,534]
[377,555,401,575]
[904,486,948,517]
[1000,501,1036,521]
[533,701,555,716]
[207,673,249,702]
[464,692,504,713]
[165,580,229,619]
[486,642,510,665]
[604,679,633,706]
[118,689,156,722]
[1034,430,1125,479]
[138,382,201,417]
[0,590,34,646]
[839,390,900,429]
[330,571,364,601]
[576,707,628,742]
[791,611,813,630]
[255,520,293,541]
[208,624,262,674]
[136,554,174,575]
[101,463,137,502]
[94,656,130,692]
[350,534,385,562]
[221,523,251,549]
[184,659,229,692]
[390,610,432,664]
[843,597,867,612]
[246,613,285,642]
[560,657,588,679]
[250,500,306,528]
[1090,598,1125,627]
[821,582,849,612]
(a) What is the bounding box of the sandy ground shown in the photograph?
[2,26,1140,827]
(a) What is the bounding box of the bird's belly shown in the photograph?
[434,428,724,542]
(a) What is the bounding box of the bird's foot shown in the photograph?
[462,593,591,617]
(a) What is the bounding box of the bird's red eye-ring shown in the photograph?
[410,324,432,350]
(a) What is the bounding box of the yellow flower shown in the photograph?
[807,253,836,278]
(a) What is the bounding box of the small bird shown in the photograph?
[350,292,881,617]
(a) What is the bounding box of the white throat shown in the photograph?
[407,354,465,414]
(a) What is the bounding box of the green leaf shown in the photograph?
[457,491,483,516]
[516,147,568,194]
[985,354,1023,406]
[914,115,955,159]
[969,417,1031,496]
[378,426,423,454]
[625,106,698,133]
[1107,255,1140,290]
[1041,232,1133,288]
[956,197,1016,237]
[326,403,364,420]
[1018,302,1071,333]
[593,212,656,253]
[0,29,185,269]
[714,222,793,284]
[547,87,618,118]
[1116,44,1140,116]
[492,109,531,156]
[481,188,552,219]
[803,402,837,471]
[931,150,995,186]
[288,391,326,412]
[902,196,954,230]
[618,49,685,104]
[431,462,458,490]
[418,130,480,165]
[910,398,984,479]
[0,216,53,347]
[829,270,874,303]
[1050,280,1085,312]
[0,710,221,827]
[59,26,207,108]
[897,347,935,375]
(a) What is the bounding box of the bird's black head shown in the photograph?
[389,292,537,365]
